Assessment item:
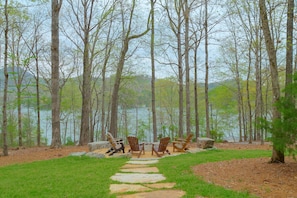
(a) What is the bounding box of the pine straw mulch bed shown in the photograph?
[192,142,297,198]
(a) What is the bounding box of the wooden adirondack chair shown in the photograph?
[172,133,193,152]
[152,137,171,157]
[105,132,125,156]
[127,136,145,158]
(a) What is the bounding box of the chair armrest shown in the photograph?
[139,142,145,148]
[172,140,184,144]
[174,138,186,142]
[115,138,123,143]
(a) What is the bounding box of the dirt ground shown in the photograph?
[193,142,297,198]
[1,142,296,198]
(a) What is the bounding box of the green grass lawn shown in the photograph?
[0,156,127,198]
[0,149,271,198]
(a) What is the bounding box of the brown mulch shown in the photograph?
[1,142,296,198]
[192,142,297,198]
[0,146,89,167]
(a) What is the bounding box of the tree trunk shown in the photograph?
[50,0,62,148]
[163,1,184,138]
[177,15,184,138]
[204,0,210,138]
[255,29,263,142]
[2,0,9,156]
[150,0,157,142]
[100,44,112,141]
[35,52,41,146]
[109,0,149,138]
[17,87,23,146]
[79,34,91,145]
[285,0,294,96]
[184,0,191,136]
[78,0,97,145]
[110,40,128,137]
[246,44,252,144]
[259,0,283,163]
[194,43,200,139]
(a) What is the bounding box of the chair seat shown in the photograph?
[134,144,144,151]
[152,137,171,157]
[173,133,193,152]
[152,144,159,150]
[172,142,183,149]
[127,136,145,158]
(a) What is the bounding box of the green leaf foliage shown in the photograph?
[260,72,297,158]
[60,78,82,111]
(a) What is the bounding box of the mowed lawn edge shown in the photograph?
[0,156,128,198]
[156,149,271,198]
[0,149,271,198]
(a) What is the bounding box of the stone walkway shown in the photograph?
[84,141,207,197]
[109,157,186,198]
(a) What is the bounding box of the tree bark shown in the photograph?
[100,37,113,141]
[183,0,191,135]
[35,50,41,146]
[110,40,129,137]
[150,0,157,142]
[50,0,62,148]
[285,0,294,95]
[109,0,150,138]
[2,0,9,156]
[194,42,200,139]
[204,0,210,138]
[246,43,252,144]
[255,29,263,142]
[177,10,184,138]
[259,0,283,163]
[79,30,91,145]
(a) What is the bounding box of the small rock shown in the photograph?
[197,137,215,149]
[120,167,159,173]
[110,184,150,194]
[111,173,166,183]
[85,152,105,158]
[127,160,159,165]
[88,141,110,151]
[69,152,87,156]
[117,189,186,198]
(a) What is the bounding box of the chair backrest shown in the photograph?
[157,137,170,152]
[106,132,116,148]
[107,132,124,149]
[185,133,194,143]
[127,136,140,151]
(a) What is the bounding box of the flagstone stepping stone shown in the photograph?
[144,182,176,189]
[85,152,105,158]
[109,184,151,194]
[121,164,149,169]
[120,167,159,173]
[111,173,166,183]
[69,152,86,156]
[117,189,186,198]
[130,158,159,161]
[127,160,159,165]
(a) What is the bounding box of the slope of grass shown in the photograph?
[0,149,271,198]
[0,156,127,198]
[156,149,271,198]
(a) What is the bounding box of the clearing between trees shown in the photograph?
[0,142,296,198]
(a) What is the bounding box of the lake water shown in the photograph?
[36,107,239,145]
[38,107,153,145]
